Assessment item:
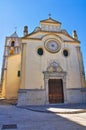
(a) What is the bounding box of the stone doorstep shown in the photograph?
[18,105,86,114]
[2,124,17,129]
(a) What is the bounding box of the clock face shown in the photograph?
[45,40,60,53]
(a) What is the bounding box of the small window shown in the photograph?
[37,48,43,56]
[11,41,15,47]
[17,70,20,77]
[63,49,68,57]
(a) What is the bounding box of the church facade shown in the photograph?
[1,17,86,105]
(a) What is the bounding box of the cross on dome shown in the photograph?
[48,13,51,18]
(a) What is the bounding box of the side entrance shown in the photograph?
[48,79,64,103]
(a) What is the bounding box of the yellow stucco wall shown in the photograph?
[22,34,82,90]
[4,54,21,99]
[1,70,7,98]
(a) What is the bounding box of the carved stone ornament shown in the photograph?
[47,62,63,72]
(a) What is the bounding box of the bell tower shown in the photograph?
[1,31,21,95]
[5,31,21,57]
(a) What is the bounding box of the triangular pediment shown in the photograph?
[40,18,61,25]
[22,31,79,43]
[22,31,80,43]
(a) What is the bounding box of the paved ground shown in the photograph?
[0,104,86,130]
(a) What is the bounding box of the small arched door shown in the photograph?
[48,79,64,103]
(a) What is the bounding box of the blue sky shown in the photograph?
[0,0,86,78]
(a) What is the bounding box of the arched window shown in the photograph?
[11,41,15,47]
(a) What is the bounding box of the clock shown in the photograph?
[45,40,60,53]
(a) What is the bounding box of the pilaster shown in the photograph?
[76,46,86,87]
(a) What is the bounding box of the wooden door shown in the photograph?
[48,79,64,103]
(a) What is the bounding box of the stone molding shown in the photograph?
[43,70,67,104]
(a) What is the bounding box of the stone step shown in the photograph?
[0,99,17,105]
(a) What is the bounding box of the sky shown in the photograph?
[0,0,86,79]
